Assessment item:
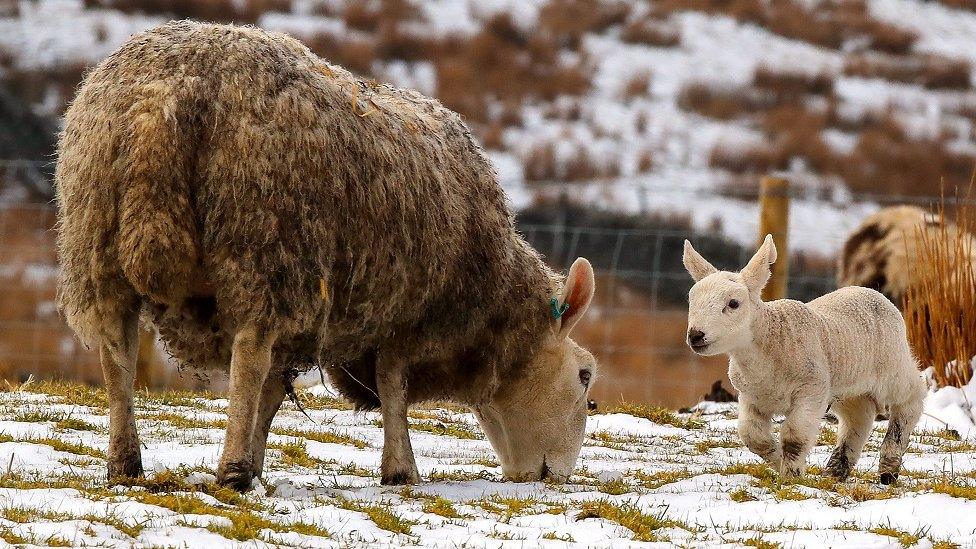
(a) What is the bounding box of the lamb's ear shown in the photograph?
[741,234,777,296]
[683,240,717,282]
[553,258,595,339]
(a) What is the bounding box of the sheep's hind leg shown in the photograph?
[823,396,875,481]
[99,306,144,481]
[879,396,923,485]
[217,325,277,491]
[376,355,420,485]
[250,372,287,479]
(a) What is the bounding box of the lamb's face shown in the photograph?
[682,235,778,356]
[474,257,596,483]
[686,273,754,355]
[476,337,597,482]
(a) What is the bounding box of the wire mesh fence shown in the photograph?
[0,162,949,407]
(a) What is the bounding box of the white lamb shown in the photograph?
[683,235,926,484]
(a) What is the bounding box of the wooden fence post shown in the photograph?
[759,176,790,301]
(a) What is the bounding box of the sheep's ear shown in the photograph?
[741,234,777,296]
[553,258,595,339]
[683,240,717,282]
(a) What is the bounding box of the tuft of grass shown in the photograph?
[334,496,415,534]
[421,496,462,519]
[633,469,694,489]
[924,480,976,500]
[11,409,100,432]
[598,477,633,495]
[695,435,741,453]
[576,500,679,542]
[139,411,225,430]
[870,525,926,548]
[268,440,320,468]
[542,531,576,542]
[609,403,704,429]
[0,527,29,545]
[730,487,757,502]
[270,426,369,449]
[742,536,782,549]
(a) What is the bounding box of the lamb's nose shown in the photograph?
[688,329,705,346]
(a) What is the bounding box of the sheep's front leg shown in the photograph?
[217,325,277,491]
[100,308,143,481]
[780,395,828,478]
[250,373,287,478]
[737,397,781,469]
[376,356,420,485]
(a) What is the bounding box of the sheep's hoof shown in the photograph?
[879,472,898,485]
[380,469,420,486]
[107,456,143,482]
[217,461,255,492]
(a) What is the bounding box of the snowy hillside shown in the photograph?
[3,0,976,255]
[0,380,975,547]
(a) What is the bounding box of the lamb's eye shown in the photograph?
[579,369,592,386]
[728,299,740,310]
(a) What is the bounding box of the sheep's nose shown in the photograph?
[688,329,706,345]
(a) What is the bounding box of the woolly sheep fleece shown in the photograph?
[55,21,596,457]
[838,205,976,306]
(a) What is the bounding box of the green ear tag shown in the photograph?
[550,297,570,319]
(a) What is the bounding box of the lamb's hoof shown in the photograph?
[822,467,850,481]
[380,469,420,486]
[107,456,143,482]
[879,472,898,485]
[217,461,255,492]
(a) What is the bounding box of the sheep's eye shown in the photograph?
[579,369,592,386]
[728,299,740,310]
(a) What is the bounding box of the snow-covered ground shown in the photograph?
[1,380,975,547]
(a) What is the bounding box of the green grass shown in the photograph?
[270,426,369,449]
[333,496,415,534]
[609,403,705,429]
[576,500,680,542]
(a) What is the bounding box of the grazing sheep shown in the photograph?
[683,235,926,483]
[838,205,976,307]
[56,20,599,490]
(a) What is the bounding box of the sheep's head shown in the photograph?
[683,235,776,356]
[474,258,597,483]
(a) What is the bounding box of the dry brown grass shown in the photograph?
[620,19,681,47]
[844,53,972,90]
[752,66,834,98]
[678,83,766,120]
[621,72,652,100]
[82,0,290,23]
[842,115,976,198]
[655,0,916,54]
[904,193,976,388]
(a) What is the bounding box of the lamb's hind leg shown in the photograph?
[879,393,923,485]
[376,354,420,485]
[99,306,143,481]
[823,396,875,481]
[217,324,277,491]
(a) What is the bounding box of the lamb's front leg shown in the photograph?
[780,394,829,478]
[376,356,420,485]
[737,396,781,469]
